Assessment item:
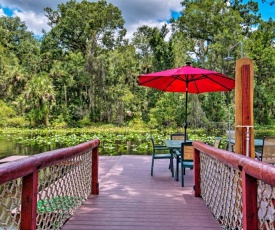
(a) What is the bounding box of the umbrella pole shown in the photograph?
[184,87,188,142]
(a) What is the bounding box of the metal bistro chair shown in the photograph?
[213,137,222,148]
[150,137,171,176]
[170,133,188,162]
[255,136,275,164]
[174,141,194,187]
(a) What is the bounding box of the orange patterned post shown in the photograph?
[235,58,255,158]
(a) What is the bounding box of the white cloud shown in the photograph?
[13,10,50,36]
[0,0,182,39]
[0,7,4,16]
[126,19,172,41]
[109,0,181,40]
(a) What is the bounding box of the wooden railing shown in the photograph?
[0,139,100,230]
[193,141,275,230]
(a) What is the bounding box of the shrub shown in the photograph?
[6,117,28,127]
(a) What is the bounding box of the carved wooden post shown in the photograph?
[235,58,255,158]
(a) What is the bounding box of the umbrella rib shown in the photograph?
[162,77,178,91]
[204,74,234,90]
[188,74,234,91]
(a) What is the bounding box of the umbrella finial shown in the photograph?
[186,62,191,66]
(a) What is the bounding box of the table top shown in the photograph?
[164,140,192,149]
[226,138,263,147]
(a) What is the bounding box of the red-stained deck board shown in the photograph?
[63,155,220,230]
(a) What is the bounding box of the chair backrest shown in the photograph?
[170,133,188,140]
[262,136,275,164]
[181,142,194,161]
[213,137,222,148]
[226,130,235,139]
[150,137,155,148]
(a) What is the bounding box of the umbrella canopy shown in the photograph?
[138,62,235,141]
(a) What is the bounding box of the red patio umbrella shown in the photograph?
[138,62,235,141]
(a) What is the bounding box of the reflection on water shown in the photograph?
[0,139,57,160]
[0,139,151,160]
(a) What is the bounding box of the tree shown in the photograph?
[0,16,40,103]
[170,0,267,125]
[20,74,56,127]
[0,16,40,71]
[43,0,126,53]
[41,0,127,125]
[246,19,275,124]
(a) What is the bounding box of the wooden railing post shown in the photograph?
[91,146,99,195]
[194,148,201,197]
[242,170,258,230]
[20,170,38,230]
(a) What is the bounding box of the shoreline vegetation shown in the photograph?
[0,125,274,157]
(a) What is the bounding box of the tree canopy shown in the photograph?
[0,0,275,129]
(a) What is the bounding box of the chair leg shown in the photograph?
[151,156,154,176]
[175,156,179,181]
[170,154,174,177]
[181,164,184,187]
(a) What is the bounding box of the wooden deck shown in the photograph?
[63,155,220,230]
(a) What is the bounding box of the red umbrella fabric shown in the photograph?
[138,62,235,141]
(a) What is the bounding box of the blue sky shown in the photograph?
[1,6,13,16]
[250,0,275,21]
[0,0,274,39]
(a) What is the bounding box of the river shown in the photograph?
[0,138,151,160]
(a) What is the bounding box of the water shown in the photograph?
[0,139,56,160]
[0,138,151,160]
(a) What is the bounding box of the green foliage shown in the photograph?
[0,1,275,130]
[0,100,27,127]
[44,0,125,53]
[254,125,275,137]
[5,117,27,128]
[77,116,92,127]
[0,100,15,127]
[0,100,15,118]
[20,73,56,127]
[0,127,228,156]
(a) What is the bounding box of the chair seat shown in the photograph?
[154,153,171,159]
[182,161,193,167]
[154,146,169,150]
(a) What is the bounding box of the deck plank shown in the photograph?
[63,155,220,230]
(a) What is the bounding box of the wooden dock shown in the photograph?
[63,155,220,230]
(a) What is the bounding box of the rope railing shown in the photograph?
[193,141,275,230]
[0,139,100,230]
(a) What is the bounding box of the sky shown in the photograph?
[0,0,274,40]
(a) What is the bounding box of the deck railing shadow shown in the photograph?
[193,141,275,230]
[0,139,100,230]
